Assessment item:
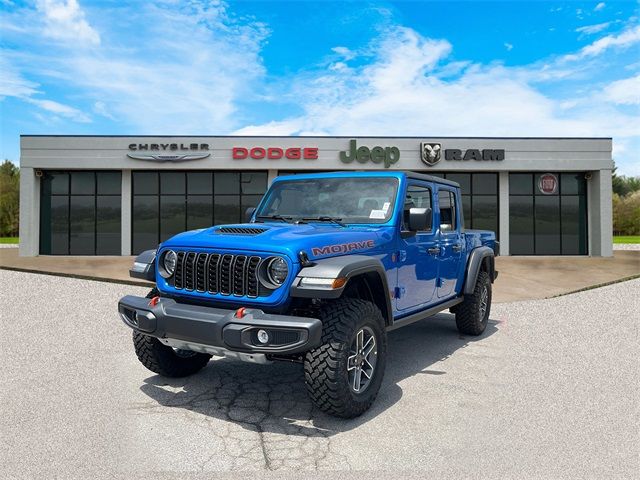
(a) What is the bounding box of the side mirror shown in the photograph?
[408,207,432,231]
[245,207,256,222]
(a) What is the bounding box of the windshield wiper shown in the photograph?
[301,216,347,227]
[255,214,294,224]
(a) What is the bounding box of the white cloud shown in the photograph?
[2,1,269,133]
[24,97,91,122]
[504,42,513,51]
[231,26,639,174]
[595,2,606,12]
[576,22,611,35]
[332,46,356,61]
[603,75,640,105]
[36,0,100,45]
[0,56,40,98]
[564,24,640,61]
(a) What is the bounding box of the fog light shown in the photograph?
[257,329,270,344]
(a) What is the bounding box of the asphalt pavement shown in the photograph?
[1,270,638,478]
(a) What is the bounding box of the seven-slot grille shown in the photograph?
[173,251,262,298]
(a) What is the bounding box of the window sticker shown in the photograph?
[382,202,390,213]
[369,209,386,219]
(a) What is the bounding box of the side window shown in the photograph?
[403,184,432,231]
[438,190,457,231]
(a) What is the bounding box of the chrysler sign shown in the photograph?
[127,143,210,162]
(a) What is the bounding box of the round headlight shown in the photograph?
[266,257,288,286]
[161,250,177,278]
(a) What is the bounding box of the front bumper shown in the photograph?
[118,295,322,355]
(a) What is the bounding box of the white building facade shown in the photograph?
[19,135,613,257]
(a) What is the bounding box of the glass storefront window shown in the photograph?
[509,172,587,255]
[40,171,122,255]
[131,170,268,254]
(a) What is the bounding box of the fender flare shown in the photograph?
[290,255,392,324]
[463,246,495,295]
[129,249,156,281]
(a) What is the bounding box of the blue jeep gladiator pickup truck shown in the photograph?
[119,171,498,418]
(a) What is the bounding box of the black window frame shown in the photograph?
[39,170,122,255]
[508,172,588,255]
[131,170,268,254]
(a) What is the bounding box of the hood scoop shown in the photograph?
[214,226,269,236]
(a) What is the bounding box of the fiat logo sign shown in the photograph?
[538,173,558,195]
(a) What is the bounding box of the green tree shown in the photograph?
[0,160,20,237]
[612,161,640,197]
[613,191,640,236]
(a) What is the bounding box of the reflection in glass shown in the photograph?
[187,195,213,230]
[561,196,587,254]
[97,172,121,195]
[50,196,69,254]
[70,196,95,254]
[472,173,498,195]
[444,173,471,194]
[534,196,560,254]
[133,196,159,254]
[472,196,498,232]
[215,196,241,225]
[71,172,95,195]
[509,196,534,255]
[160,172,185,195]
[160,196,186,242]
[48,172,69,195]
[215,172,240,194]
[241,172,268,194]
[509,173,532,195]
[187,172,212,195]
[560,173,585,196]
[133,172,158,195]
[97,196,121,255]
[460,196,471,229]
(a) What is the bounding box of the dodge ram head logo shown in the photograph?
[421,143,441,166]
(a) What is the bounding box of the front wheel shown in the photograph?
[304,298,387,418]
[455,270,491,336]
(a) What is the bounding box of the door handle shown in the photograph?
[427,247,441,255]
[452,245,462,253]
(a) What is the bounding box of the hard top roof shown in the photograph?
[274,171,460,188]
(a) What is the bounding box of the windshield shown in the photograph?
[256,177,399,224]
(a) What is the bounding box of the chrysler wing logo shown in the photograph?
[420,142,441,166]
[127,153,211,162]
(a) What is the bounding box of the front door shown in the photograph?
[396,183,439,311]
[437,188,463,298]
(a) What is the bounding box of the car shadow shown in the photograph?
[139,313,499,437]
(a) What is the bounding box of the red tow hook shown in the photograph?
[235,307,247,319]
[148,296,160,307]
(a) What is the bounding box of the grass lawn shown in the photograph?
[0,237,19,244]
[613,236,640,244]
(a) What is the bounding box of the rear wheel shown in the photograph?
[304,298,387,418]
[455,270,491,335]
[131,289,211,377]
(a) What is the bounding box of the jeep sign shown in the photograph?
[339,139,400,168]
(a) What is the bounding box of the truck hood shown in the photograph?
[160,222,395,261]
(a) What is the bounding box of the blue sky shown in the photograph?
[1,0,639,175]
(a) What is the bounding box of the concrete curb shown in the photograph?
[0,266,153,288]
[551,273,640,298]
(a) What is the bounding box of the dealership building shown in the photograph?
[19,135,613,257]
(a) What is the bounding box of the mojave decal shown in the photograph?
[311,240,375,257]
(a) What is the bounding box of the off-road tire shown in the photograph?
[304,298,387,418]
[132,289,211,377]
[455,270,491,336]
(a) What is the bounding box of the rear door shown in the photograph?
[437,188,463,298]
[396,182,439,311]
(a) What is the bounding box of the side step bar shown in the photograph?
[387,297,463,332]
